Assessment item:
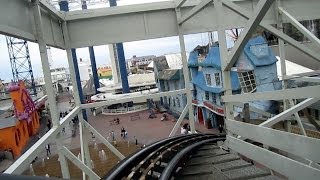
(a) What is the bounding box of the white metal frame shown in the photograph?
[2,0,320,179]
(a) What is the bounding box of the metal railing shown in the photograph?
[102,104,148,115]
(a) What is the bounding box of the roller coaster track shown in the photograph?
[105,134,282,180]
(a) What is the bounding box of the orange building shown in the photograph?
[0,81,42,158]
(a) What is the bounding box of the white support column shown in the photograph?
[289,100,307,136]
[109,44,120,84]
[278,7,320,49]
[224,0,275,71]
[178,0,212,25]
[276,0,291,132]
[259,98,319,127]
[176,8,195,133]
[31,0,69,176]
[216,0,233,129]
[32,0,59,127]
[82,120,125,160]
[61,146,100,180]
[79,116,92,180]
[169,103,190,137]
[56,133,70,179]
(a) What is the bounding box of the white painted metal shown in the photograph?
[223,85,320,102]
[178,0,212,25]
[176,0,188,8]
[39,0,65,21]
[226,135,320,180]
[284,70,320,79]
[175,7,195,133]
[291,77,320,83]
[289,100,307,136]
[79,117,92,180]
[226,120,320,163]
[61,146,100,180]
[222,0,320,63]
[169,103,189,137]
[65,0,320,48]
[223,0,275,71]
[82,120,125,160]
[56,133,71,179]
[279,7,320,49]
[259,98,319,127]
[81,89,187,109]
[216,0,234,126]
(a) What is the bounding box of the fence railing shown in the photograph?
[102,104,148,115]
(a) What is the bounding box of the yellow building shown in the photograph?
[97,66,113,79]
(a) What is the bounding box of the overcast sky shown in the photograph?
[0,0,235,82]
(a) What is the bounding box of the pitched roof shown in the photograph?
[153,56,169,71]
[157,69,180,80]
[243,36,277,67]
[83,76,105,96]
[188,51,199,67]
[199,46,221,68]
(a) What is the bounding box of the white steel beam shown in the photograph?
[82,120,125,160]
[61,146,100,180]
[79,117,92,180]
[176,6,195,133]
[222,0,320,63]
[178,0,212,25]
[291,77,320,83]
[226,135,320,179]
[81,89,187,109]
[56,133,71,179]
[259,98,319,127]
[169,103,190,137]
[222,85,320,102]
[4,107,80,174]
[223,0,275,70]
[289,100,307,136]
[279,7,320,49]
[226,120,320,162]
[284,70,320,80]
[176,0,188,8]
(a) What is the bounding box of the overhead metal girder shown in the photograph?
[176,0,188,8]
[65,0,320,48]
[222,85,320,102]
[223,0,275,71]
[178,0,212,25]
[226,120,320,163]
[226,135,320,180]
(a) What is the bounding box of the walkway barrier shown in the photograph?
[102,105,148,115]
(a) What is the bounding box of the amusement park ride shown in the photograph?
[0,0,320,179]
[0,81,46,158]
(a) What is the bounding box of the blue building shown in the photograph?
[189,36,280,128]
[153,56,187,117]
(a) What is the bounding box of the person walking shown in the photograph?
[45,144,51,157]
[218,124,223,133]
[111,131,115,141]
[121,127,125,138]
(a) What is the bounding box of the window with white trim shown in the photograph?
[205,74,211,86]
[211,93,216,104]
[214,73,220,86]
[237,70,257,93]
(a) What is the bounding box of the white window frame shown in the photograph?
[238,70,257,93]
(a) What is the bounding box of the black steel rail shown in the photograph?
[159,138,225,180]
[104,134,200,180]
[104,134,225,180]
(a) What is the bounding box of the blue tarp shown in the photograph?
[243,36,277,67]
[199,46,221,68]
[188,51,199,67]
[192,71,240,93]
